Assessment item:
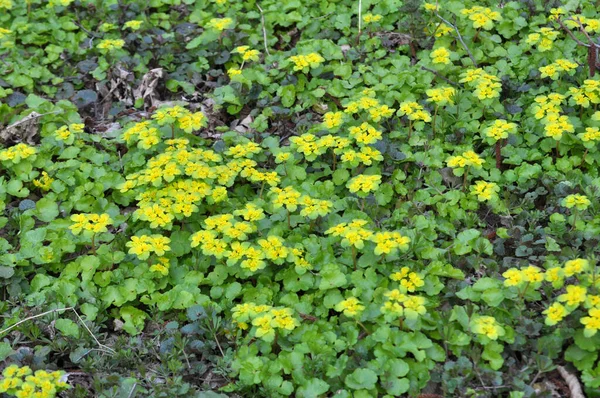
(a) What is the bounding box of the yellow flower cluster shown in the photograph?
[0,365,69,398]
[565,15,600,33]
[289,133,345,161]
[460,6,502,30]
[326,219,372,249]
[149,257,170,276]
[390,267,424,292]
[381,290,426,320]
[423,2,438,12]
[543,302,568,326]
[434,23,453,37]
[340,146,382,167]
[446,150,484,169]
[97,39,125,51]
[426,86,455,106]
[0,0,12,9]
[363,13,382,24]
[348,122,383,145]
[568,79,600,108]
[0,143,37,163]
[335,297,365,317]
[530,93,564,119]
[470,180,499,202]
[371,232,411,256]
[548,7,566,21]
[48,0,73,7]
[122,121,161,149]
[579,127,600,142]
[206,17,234,31]
[460,68,501,100]
[69,213,113,235]
[55,123,84,142]
[289,52,324,72]
[300,196,333,219]
[482,119,517,141]
[582,308,600,337]
[368,105,395,122]
[430,47,451,65]
[233,45,260,62]
[126,234,171,260]
[33,171,54,191]
[225,141,261,159]
[347,174,381,195]
[525,27,559,52]
[562,194,591,210]
[232,303,298,341]
[344,95,380,114]
[470,316,505,340]
[322,111,344,129]
[558,285,587,307]
[539,59,578,80]
[0,27,11,39]
[270,186,302,211]
[397,101,432,122]
[543,114,574,141]
[124,20,143,30]
[502,265,544,287]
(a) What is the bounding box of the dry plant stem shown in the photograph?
[557,366,585,398]
[432,105,439,138]
[420,66,462,87]
[495,141,502,169]
[356,320,370,334]
[356,0,362,45]
[435,13,478,67]
[0,307,116,355]
[257,4,270,56]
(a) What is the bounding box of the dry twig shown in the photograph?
[557,366,585,398]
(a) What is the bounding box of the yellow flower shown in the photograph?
[423,2,438,12]
[97,39,125,51]
[323,111,344,129]
[124,20,143,30]
[581,308,600,337]
[544,302,568,326]
[289,53,324,71]
[228,67,242,77]
[426,86,455,106]
[178,111,207,133]
[430,47,451,65]
[0,143,37,163]
[461,6,502,30]
[0,0,13,9]
[69,213,113,235]
[470,180,499,201]
[335,297,365,317]
[502,268,524,287]
[363,13,383,24]
[33,171,54,191]
[564,258,589,277]
[562,194,590,210]
[470,315,504,340]
[558,285,587,307]
[483,119,517,141]
[242,49,260,62]
[206,17,234,31]
[347,174,381,194]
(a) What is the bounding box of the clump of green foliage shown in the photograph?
[2,0,600,396]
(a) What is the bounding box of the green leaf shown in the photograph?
[55,318,80,338]
[170,230,192,257]
[0,266,14,279]
[297,378,330,397]
[318,263,347,290]
[345,368,378,390]
[0,342,14,361]
[35,198,59,222]
[120,306,148,335]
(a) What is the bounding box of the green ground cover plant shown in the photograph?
[2,0,600,396]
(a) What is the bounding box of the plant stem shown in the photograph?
[408,119,413,141]
[463,167,469,190]
[287,209,291,229]
[495,140,502,169]
[171,124,175,139]
[332,150,337,171]
[432,105,439,138]
[352,246,357,270]
[582,148,589,165]
[259,181,265,199]
[91,234,96,255]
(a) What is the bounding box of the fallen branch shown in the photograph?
[0,307,115,355]
[557,366,585,398]
[435,13,478,67]
[421,66,462,87]
[257,3,270,56]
